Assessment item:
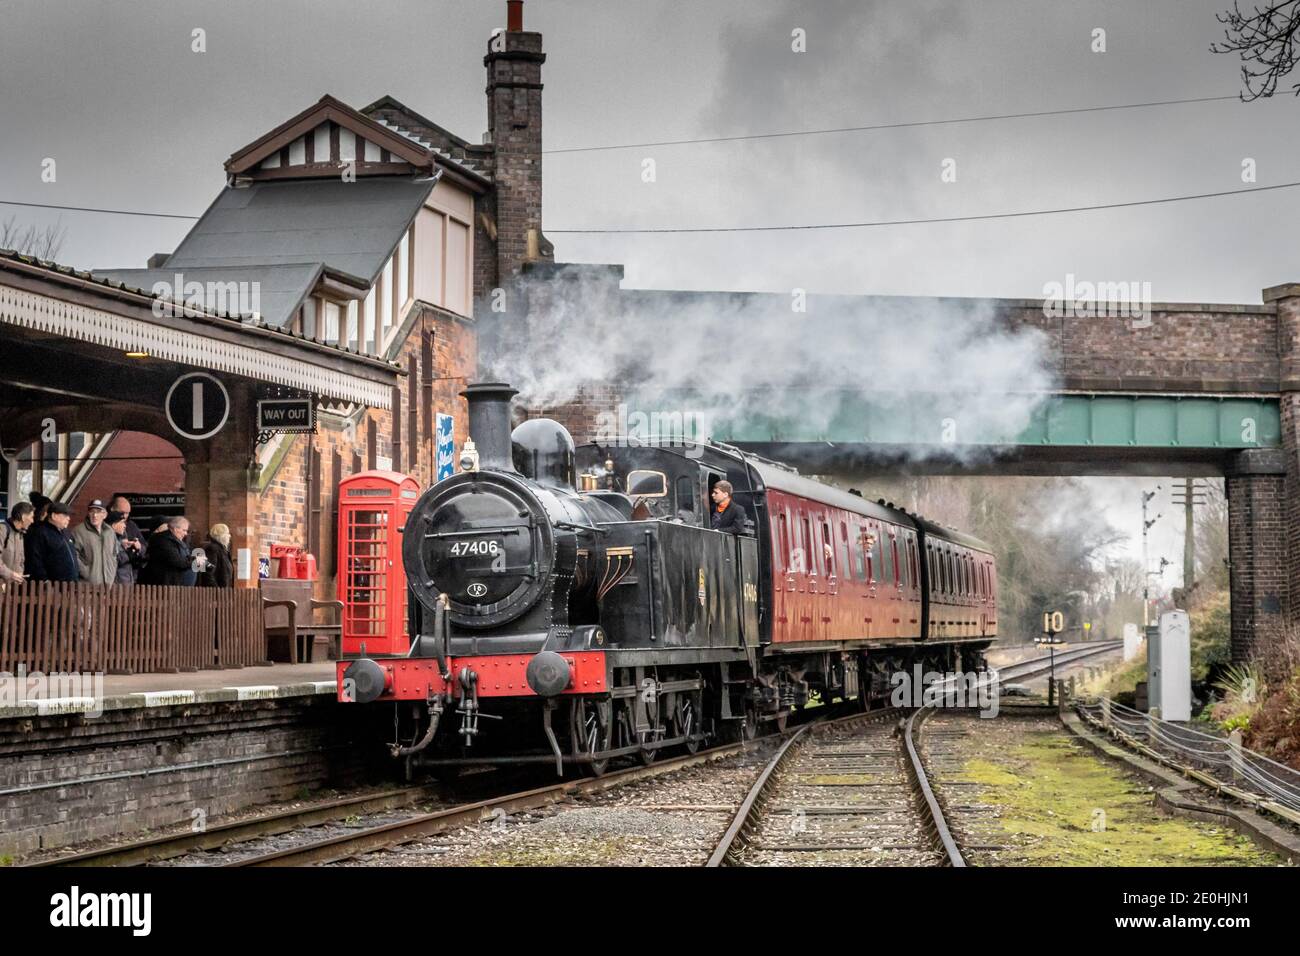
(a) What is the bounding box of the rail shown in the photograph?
[1077,697,1300,820]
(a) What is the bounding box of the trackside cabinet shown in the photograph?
[338,471,420,656]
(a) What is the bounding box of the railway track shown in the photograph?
[706,641,1124,867]
[707,709,960,866]
[32,641,1122,868]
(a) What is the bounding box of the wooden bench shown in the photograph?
[260,578,343,664]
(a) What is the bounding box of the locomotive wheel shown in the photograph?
[573,698,613,777]
[774,711,789,734]
[741,704,759,741]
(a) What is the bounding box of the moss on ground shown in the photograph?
[465,838,631,866]
[957,730,1283,866]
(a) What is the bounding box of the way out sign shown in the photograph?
[258,398,315,433]
[165,372,230,441]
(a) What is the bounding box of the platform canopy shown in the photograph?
[0,251,398,410]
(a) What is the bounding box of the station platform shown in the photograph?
[0,662,338,718]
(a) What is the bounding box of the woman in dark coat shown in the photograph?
[199,523,235,588]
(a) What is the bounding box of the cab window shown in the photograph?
[675,475,695,517]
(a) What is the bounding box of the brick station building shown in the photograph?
[1,0,551,601]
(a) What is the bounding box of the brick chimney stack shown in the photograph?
[486,0,552,281]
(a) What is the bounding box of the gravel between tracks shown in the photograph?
[337,745,779,866]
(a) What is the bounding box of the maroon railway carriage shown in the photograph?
[337,383,997,775]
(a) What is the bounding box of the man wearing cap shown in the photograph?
[73,500,117,585]
[25,501,79,582]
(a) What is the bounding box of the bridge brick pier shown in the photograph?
[497,265,1300,667]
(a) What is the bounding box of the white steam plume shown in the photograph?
[482,269,1056,463]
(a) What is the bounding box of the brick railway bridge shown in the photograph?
[506,266,1300,667]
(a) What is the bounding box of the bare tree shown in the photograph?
[1195,479,1230,591]
[1212,1,1300,100]
[0,215,66,259]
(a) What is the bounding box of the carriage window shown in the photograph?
[890,536,901,587]
[881,530,895,584]
[840,522,852,580]
[908,540,918,590]
[777,513,789,572]
[801,516,812,575]
[853,526,866,580]
[822,520,834,575]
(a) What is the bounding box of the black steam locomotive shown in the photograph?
[337,383,998,775]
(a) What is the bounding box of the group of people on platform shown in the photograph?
[0,493,234,590]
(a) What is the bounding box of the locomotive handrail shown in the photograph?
[423,526,526,539]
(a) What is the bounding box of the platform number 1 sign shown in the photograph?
[165,372,230,441]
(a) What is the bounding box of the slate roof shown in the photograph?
[160,177,436,286]
[92,262,323,329]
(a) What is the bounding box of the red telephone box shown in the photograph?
[338,471,420,656]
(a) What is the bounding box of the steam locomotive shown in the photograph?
[337,383,998,775]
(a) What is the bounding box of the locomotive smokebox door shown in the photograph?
[338,470,421,656]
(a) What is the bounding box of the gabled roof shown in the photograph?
[362,94,494,186]
[225,94,435,176]
[159,177,436,286]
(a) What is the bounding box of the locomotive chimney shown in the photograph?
[461,382,519,472]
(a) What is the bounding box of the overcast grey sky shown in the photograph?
[0,0,1285,574]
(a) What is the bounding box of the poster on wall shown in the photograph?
[436,413,455,481]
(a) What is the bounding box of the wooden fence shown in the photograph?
[0,582,266,674]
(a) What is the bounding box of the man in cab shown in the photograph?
[710,480,747,535]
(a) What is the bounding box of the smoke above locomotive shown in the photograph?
[478,268,1056,466]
